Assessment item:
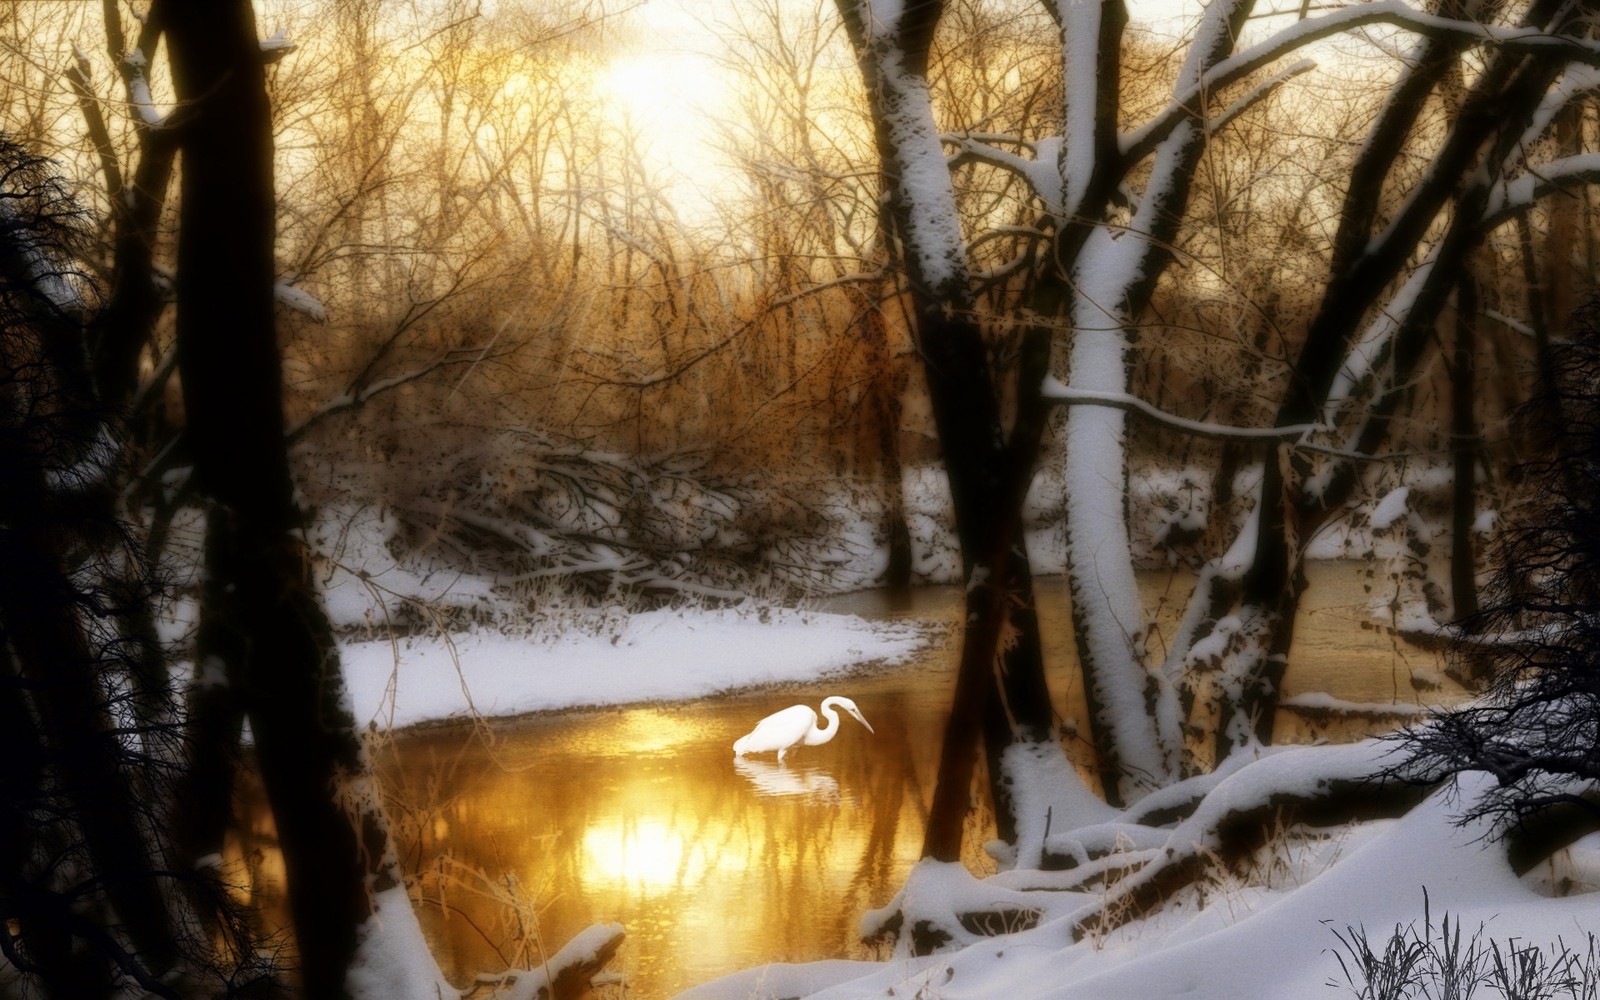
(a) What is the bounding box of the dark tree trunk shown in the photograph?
[0,652,117,999]
[835,0,1060,861]
[1221,1,1572,758]
[859,288,912,589]
[0,454,181,985]
[1451,274,1481,624]
[92,133,177,410]
[165,3,401,994]
[909,306,1055,861]
[0,148,183,991]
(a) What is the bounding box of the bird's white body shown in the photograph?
[732,696,874,760]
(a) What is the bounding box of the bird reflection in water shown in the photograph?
[733,756,843,802]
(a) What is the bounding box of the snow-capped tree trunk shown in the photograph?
[1056,0,1255,803]
[835,0,1078,861]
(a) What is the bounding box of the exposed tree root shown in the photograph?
[467,923,626,1000]
[1066,742,1435,941]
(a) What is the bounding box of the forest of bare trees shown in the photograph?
[4,0,1600,995]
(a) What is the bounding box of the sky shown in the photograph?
[594,0,1332,223]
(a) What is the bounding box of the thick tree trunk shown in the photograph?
[165,3,409,994]
[834,0,1064,861]
[859,289,912,588]
[1057,0,1259,802]
[0,149,183,992]
[912,308,1055,861]
[0,652,117,999]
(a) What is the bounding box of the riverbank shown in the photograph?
[340,604,937,730]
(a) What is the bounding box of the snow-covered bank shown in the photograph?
[678,765,1600,1000]
[339,606,932,729]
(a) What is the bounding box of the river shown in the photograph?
[246,563,1457,998]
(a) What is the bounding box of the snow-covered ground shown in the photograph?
[678,759,1600,1000]
[339,605,931,730]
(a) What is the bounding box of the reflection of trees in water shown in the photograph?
[229,693,951,994]
[229,681,990,995]
[848,691,921,919]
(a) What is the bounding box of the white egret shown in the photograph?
[732,696,874,760]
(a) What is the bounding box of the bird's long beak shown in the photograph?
[853,711,875,734]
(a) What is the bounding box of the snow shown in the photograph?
[260,28,294,54]
[1319,254,1436,439]
[346,886,457,1000]
[1064,214,1182,798]
[340,606,930,729]
[488,923,626,1000]
[1369,485,1411,531]
[1040,380,1321,441]
[1059,0,1106,216]
[849,0,968,296]
[1000,740,1120,870]
[681,758,1597,1000]
[0,198,83,315]
[120,51,164,128]
[1280,692,1434,716]
[274,281,328,322]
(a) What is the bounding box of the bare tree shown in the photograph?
[833,0,1600,872]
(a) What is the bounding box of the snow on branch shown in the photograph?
[1123,0,1600,165]
[1040,378,1324,441]
[1280,692,1434,721]
[260,28,296,64]
[1520,65,1600,147]
[467,922,626,1000]
[1207,59,1316,136]
[945,134,1064,210]
[1484,152,1600,224]
[286,354,478,445]
[274,281,327,322]
[119,47,164,129]
[1319,251,1436,429]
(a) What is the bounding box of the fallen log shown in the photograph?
[467,923,625,1000]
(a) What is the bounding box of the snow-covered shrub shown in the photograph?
[293,424,907,620]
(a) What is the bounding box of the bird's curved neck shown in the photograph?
[806,702,841,745]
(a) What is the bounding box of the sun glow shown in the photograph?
[594,27,740,223]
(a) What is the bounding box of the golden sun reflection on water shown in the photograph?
[383,687,944,998]
[583,816,720,894]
